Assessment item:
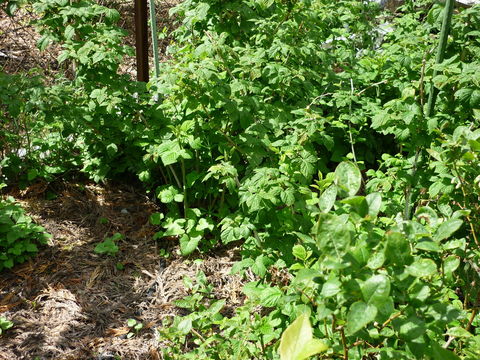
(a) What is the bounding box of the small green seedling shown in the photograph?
[126,318,143,338]
[94,233,122,256]
[98,217,109,224]
[0,317,13,335]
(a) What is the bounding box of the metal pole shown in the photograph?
[426,0,455,118]
[134,0,149,82]
[149,0,160,78]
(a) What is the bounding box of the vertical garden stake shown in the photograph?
[426,0,455,118]
[405,0,455,220]
[149,0,160,78]
[134,0,149,82]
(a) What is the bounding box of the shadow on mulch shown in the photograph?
[0,181,246,360]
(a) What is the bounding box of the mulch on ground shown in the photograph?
[0,181,247,360]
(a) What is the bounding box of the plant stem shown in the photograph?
[404,147,421,220]
[348,79,357,163]
[425,0,454,118]
[168,165,182,189]
[181,159,187,216]
[339,326,348,360]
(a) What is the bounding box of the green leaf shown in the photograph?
[430,342,461,360]
[279,313,328,360]
[385,232,411,266]
[341,196,368,217]
[321,278,341,298]
[260,287,283,307]
[149,212,164,225]
[415,240,442,252]
[106,143,117,157]
[64,25,75,40]
[179,231,202,255]
[398,316,425,340]
[406,259,437,278]
[6,1,18,16]
[455,88,480,107]
[127,318,137,327]
[335,162,362,198]
[296,339,329,360]
[156,185,182,204]
[281,188,296,206]
[346,301,377,336]
[318,185,336,213]
[27,169,38,181]
[366,193,382,217]
[292,245,308,261]
[361,274,391,307]
[177,317,192,334]
[446,326,472,338]
[25,242,38,252]
[367,251,385,270]
[433,219,463,241]
[443,256,460,277]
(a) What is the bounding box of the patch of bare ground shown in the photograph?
[0,181,248,360]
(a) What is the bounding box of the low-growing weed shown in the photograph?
[0,316,13,335]
[94,233,122,256]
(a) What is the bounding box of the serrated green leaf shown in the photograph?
[292,245,308,261]
[260,287,283,307]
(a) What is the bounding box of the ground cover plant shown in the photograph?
[1,0,480,359]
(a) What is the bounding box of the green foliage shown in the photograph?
[2,0,480,358]
[159,271,283,359]
[278,313,328,360]
[126,318,143,338]
[0,316,14,335]
[0,192,50,271]
[0,0,25,15]
[94,233,122,256]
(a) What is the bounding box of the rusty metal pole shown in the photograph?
[134,0,149,82]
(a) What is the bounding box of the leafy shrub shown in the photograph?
[154,0,480,358]
[1,0,480,358]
